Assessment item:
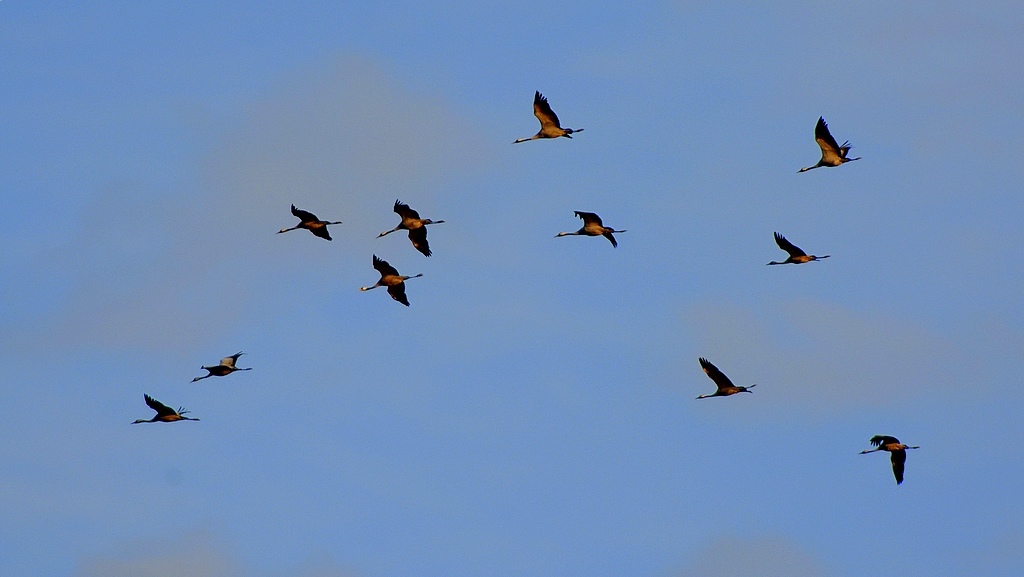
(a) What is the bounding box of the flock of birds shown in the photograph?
[132,91,917,486]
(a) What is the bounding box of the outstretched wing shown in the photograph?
[574,211,604,227]
[144,394,177,417]
[814,117,842,155]
[699,357,736,390]
[774,232,807,258]
[890,449,907,484]
[387,283,410,306]
[408,227,431,257]
[372,255,400,277]
[291,204,320,224]
[393,200,421,220]
[534,91,562,130]
[602,232,618,248]
[309,226,333,241]
[220,352,243,368]
[869,435,900,447]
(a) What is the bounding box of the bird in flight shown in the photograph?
[799,116,861,172]
[696,357,756,399]
[360,255,423,307]
[191,352,252,382]
[767,232,830,265]
[132,394,200,424]
[860,435,919,485]
[277,204,343,241]
[514,91,584,143]
[555,211,626,248]
[377,200,445,257]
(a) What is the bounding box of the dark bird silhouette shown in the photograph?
[696,357,756,399]
[767,232,830,265]
[132,394,199,424]
[377,200,445,257]
[555,211,626,248]
[514,91,584,143]
[799,117,861,172]
[860,435,919,485]
[277,204,343,241]
[360,255,423,306]
[191,352,251,382]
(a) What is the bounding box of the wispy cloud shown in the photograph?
[5,55,490,355]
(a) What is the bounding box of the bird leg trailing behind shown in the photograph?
[278,205,343,241]
[555,211,625,247]
[695,357,756,398]
[767,232,830,265]
[514,91,584,143]
[799,116,861,172]
[359,272,424,292]
[191,352,251,382]
[132,394,200,423]
[361,255,424,306]
[378,200,445,257]
[860,435,919,484]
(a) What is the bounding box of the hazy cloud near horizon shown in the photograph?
[77,529,357,577]
[674,535,829,577]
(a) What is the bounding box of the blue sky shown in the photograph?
[2,2,1023,576]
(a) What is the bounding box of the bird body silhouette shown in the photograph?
[192,352,251,382]
[377,200,445,257]
[860,435,919,484]
[132,394,199,424]
[696,357,756,398]
[360,255,422,306]
[767,232,830,265]
[277,205,342,241]
[514,91,583,143]
[555,211,626,247]
[799,117,861,172]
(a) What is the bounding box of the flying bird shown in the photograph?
[514,91,584,143]
[360,255,423,306]
[767,232,830,265]
[860,435,920,485]
[555,211,626,248]
[377,200,445,257]
[277,204,343,241]
[191,352,252,382]
[799,116,861,172]
[132,394,200,424]
[696,357,756,399]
